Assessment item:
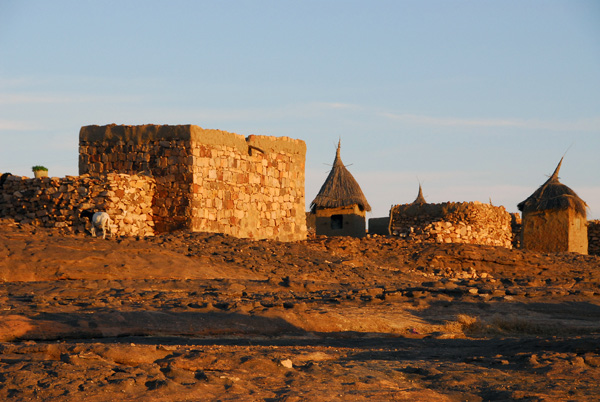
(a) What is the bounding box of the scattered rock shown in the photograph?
[280,359,294,369]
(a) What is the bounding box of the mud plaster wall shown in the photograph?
[314,205,366,238]
[79,125,307,241]
[389,201,513,248]
[568,211,588,254]
[0,173,155,237]
[521,209,587,254]
[368,217,390,235]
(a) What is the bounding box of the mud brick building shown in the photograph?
[79,124,307,241]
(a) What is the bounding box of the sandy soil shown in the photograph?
[1,219,599,401]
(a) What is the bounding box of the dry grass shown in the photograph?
[518,158,587,217]
[310,144,371,212]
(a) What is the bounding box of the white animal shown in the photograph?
[91,212,113,239]
[81,210,113,239]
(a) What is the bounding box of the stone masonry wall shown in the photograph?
[79,125,307,242]
[79,125,193,233]
[587,220,600,256]
[389,201,513,248]
[188,134,305,241]
[0,173,155,237]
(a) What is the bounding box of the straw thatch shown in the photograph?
[517,158,587,217]
[310,141,371,213]
[413,184,426,205]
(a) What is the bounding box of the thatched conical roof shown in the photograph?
[310,141,371,213]
[517,157,587,217]
[413,184,426,205]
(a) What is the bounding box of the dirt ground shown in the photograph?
[1,219,599,401]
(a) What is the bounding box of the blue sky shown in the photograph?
[1,1,599,219]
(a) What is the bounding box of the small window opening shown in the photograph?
[331,214,343,230]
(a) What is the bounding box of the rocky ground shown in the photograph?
[0,219,599,401]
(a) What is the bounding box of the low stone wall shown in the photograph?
[588,220,600,256]
[0,173,155,237]
[389,201,513,248]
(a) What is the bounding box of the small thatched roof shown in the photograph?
[413,184,426,205]
[310,141,371,213]
[517,158,587,217]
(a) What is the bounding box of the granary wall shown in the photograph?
[313,205,366,238]
[587,220,600,256]
[519,209,588,254]
[521,210,569,253]
[0,173,155,237]
[79,125,307,241]
[389,201,513,248]
[567,210,588,254]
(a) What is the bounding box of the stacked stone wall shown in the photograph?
[0,173,155,237]
[588,220,600,256]
[79,125,193,232]
[389,201,513,248]
[188,135,305,241]
[79,125,307,242]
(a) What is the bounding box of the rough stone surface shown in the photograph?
[1,223,600,401]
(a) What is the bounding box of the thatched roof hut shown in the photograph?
[310,141,371,213]
[517,157,588,254]
[413,184,426,205]
[517,158,587,218]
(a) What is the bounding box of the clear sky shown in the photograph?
[1,1,599,219]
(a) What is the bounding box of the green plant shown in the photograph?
[32,165,48,172]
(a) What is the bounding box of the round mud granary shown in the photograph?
[517,157,588,254]
[310,141,371,238]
